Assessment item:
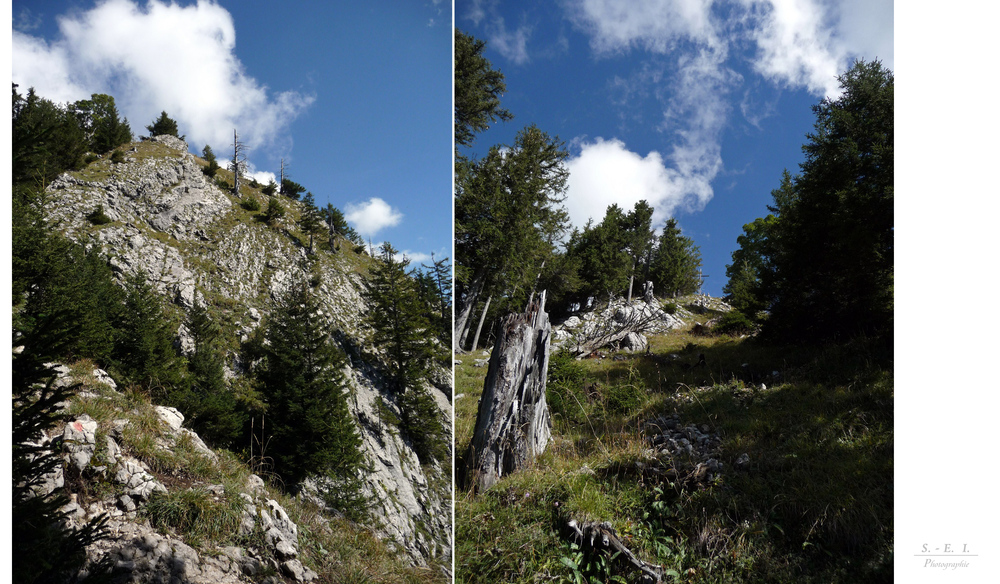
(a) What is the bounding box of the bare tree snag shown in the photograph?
[469,294,492,352]
[464,291,552,493]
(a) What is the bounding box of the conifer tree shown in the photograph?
[202,145,220,178]
[14,312,109,583]
[649,218,702,298]
[454,124,570,349]
[72,93,132,154]
[112,272,185,391]
[364,243,446,464]
[146,111,180,138]
[455,29,513,155]
[259,284,366,489]
[262,198,286,226]
[298,192,324,254]
[171,301,245,448]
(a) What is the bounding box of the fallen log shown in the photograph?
[555,501,666,584]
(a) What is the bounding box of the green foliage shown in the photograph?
[72,93,133,154]
[169,301,246,448]
[546,350,590,429]
[144,488,244,548]
[110,149,125,164]
[214,176,231,190]
[299,192,325,253]
[728,61,894,344]
[415,255,453,347]
[261,180,278,196]
[241,197,261,212]
[86,204,112,225]
[259,284,366,488]
[13,293,109,583]
[281,178,306,200]
[16,233,124,363]
[604,371,646,415]
[321,203,362,247]
[202,145,220,178]
[713,310,757,336]
[364,243,435,395]
[146,110,180,138]
[455,124,571,348]
[13,84,88,187]
[262,198,286,225]
[455,29,513,154]
[649,218,702,298]
[111,272,186,390]
[364,243,447,464]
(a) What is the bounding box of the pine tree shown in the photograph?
[170,301,245,448]
[455,29,513,155]
[280,178,306,201]
[259,284,366,489]
[112,272,185,391]
[262,198,286,226]
[146,111,180,138]
[298,192,324,254]
[762,60,893,342]
[454,124,570,349]
[649,218,702,298]
[14,298,109,583]
[72,93,132,154]
[202,145,220,178]
[364,243,446,464]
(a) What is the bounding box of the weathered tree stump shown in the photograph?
[463,292,552,493]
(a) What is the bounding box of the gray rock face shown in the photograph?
[63,415,99,471]
[43,136,451,566]
[115,458,167,501]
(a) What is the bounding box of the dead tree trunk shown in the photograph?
[470,294,492,352]
[463,291,552,493]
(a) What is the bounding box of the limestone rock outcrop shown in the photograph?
[41,136,451,569]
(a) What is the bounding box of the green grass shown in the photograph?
[456,313,893,584]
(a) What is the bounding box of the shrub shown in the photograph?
[110,149,125,164]
[262,199,286,225]
[84,153,100,165]
[241,197,261,212]
[604,379,645,414]
[713,310,757,336]
[662,302,678,315]
[214,177,231,190]
[86,204,112,225]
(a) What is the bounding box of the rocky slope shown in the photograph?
[41,136,452,571]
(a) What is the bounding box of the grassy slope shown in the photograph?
[455,300,893,584]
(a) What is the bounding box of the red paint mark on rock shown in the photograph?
[73,422,84,432]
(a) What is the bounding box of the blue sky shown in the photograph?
[456,0,892,297]
[12,0,452,268]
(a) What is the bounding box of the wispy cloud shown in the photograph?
[12,0,314,156]
[345,197,404,237]
[559,0,891,224]
[462,0,533,65]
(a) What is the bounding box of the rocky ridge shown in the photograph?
[42,136,451,568]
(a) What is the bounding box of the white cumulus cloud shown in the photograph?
[565,137,714,230]
[345,198,404,237]
[12,0,314,154]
